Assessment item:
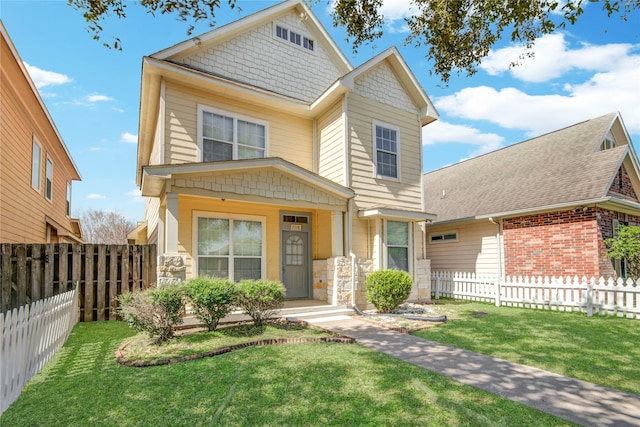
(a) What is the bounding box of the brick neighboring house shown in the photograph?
[423,112,640,278]
[0,21,82,243]
[131,0,439,305]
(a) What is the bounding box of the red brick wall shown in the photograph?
[503,208,599,277]
[608,165,638,202]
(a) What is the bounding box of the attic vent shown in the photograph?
[275,24,314,51]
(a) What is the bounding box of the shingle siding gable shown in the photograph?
[354,61,416,114]
[174,11,342,102]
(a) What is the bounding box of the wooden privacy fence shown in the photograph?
[0,244,157,321]
[431,271,640,319]
[1,286,78,415]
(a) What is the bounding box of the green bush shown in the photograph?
[365,269,413,313]
[236,279,286,326]
[184,277,238,331]
[117,284,185,344]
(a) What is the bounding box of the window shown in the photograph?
[31,138,41,190]
[45,157,53,201]
[600,131,615,151]
[386,220,409,272]
[199,106,266,162]
[274,24,314,51]
[66,183,72,216]
[429,230,458,243]
[195,212,265,281]
[374,123,399,179]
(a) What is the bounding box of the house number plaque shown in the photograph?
[290,224,302,231]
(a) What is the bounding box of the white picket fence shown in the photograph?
[431,272,640,319]
[1,286,78,415]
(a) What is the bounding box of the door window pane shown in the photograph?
[286,234,304,266]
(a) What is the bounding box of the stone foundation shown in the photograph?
[157,255,186,287]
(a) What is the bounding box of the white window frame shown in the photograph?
[429,230,459,244]
[383,219,411,272]
[66,182,72,217]
[192,211,267,281]
[31,137,42,191]
[45,156,53,202]
[600,131,615,151]
[373,120,400,181]
[197,105,268,162]
[273,23,315,52]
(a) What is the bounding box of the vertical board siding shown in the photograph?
[0,244,157,320]
[432,271,640,318]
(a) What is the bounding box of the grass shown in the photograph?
[413,300,640,395]
[0,321,574,426]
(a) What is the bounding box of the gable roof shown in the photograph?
[423,112,640,223]
[0,20,81,180]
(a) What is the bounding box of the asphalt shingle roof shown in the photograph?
[423,113,626,222]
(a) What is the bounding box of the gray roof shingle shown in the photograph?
[423,113,627,222]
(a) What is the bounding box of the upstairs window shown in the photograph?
[32,138,42,191]
[45,157,53,201]
[199,106,267,162]
[600,131,616,151]
[374,122,399,179]
[275,24,314,51]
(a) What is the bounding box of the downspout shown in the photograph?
[489,217,503,279]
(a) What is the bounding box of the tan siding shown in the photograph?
[0,32,81,243]
[317,100,345,185]
[177,195,332,279]
[426,221,500,275]
[163,82,313,169]
[347,93,422,211]
[351,217,369,259]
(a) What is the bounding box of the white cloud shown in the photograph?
[24,63,72,88]
[423,120,505,159]
[86,94,114,102]
[480,33,636,83]
[120,132,138,144]
[87,194,106,199]
[127,189,144,203]
[89,147,101,151]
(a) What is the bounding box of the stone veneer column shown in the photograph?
[157,254,186,287]
[412,259,432,301]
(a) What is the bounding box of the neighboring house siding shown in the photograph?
[348,92,422,210]
[163,82,313,169]
[174,11,341,102]
[427,221,499,275]
[503,209,600,277]
[0,31,79,243]
[317,100,345,185]
[353,61,416,114]
[608,165,638,201]
[145,197,161,244]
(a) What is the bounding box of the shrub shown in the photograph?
[365,269,413,313]
[236,279,286,326]
[183,277,238,331]
[117,284,185,344]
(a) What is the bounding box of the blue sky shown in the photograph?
[1,0,639,222]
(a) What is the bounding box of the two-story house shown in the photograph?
[132,0,438,306]
[0,21,82,243]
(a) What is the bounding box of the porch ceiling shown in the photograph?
[358,206,437,222]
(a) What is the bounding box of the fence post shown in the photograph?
[435,275,441,300]
[494,277,501,307]
[586,280,594,317]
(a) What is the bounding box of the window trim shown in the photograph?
[383,219,411,272]
[273,23,315,52]
[45,156,53,202]
[66,182,72,217]
[192,210,267,281]
[197,105,268,162]
[31,137,42,191]
[372,120,401,181]
[429,230,459,244]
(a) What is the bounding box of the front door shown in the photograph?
[282,230,309,299]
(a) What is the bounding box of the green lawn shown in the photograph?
[1,321,574,426]
[414,300,640,395]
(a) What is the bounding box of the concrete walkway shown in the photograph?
[309,316,640,427]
